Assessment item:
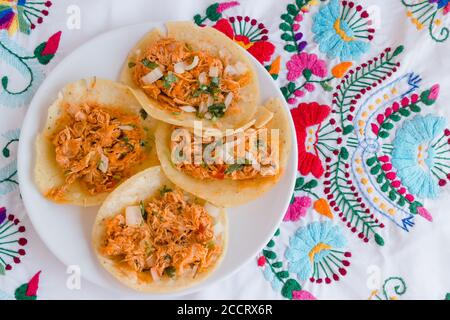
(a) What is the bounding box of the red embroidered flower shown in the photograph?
[291,102,331,178]
[213,17,275,64]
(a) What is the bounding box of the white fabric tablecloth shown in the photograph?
[1,0,450,300]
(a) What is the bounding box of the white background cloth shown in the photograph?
[1,0,450,299]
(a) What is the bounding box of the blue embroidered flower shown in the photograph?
[312,0,374,61]
[391,115,446,199]
[285,221,350,283]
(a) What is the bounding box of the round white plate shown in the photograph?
[17,21,298,297]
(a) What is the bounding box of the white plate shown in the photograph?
[17,22,298,297]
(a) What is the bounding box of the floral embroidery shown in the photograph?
[368,276,407,300]
[285,221,351,283]
[193,2,280,79]
[14,271,41,300]
[401,0,450,42]
[284,196,312,222]
[0,30,61,107]
[0,0,52,36]
[391,115,446,198]
[291,102,333,178]
[286,53,327,82]
[1,128,19,158]
[312,0,374,61]
[0,207,27,274]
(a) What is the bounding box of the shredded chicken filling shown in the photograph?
[131,38,251,119]
[48,103,146,200]
[102,188,221,280]
[171,127,279,180]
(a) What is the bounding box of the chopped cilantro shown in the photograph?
[208,103,226,118]
[225,164,244,174]
[113,175,122,180]
[139,140,147,147]
[141,58,158,69]
[139,108,148,120]
[210,76,220,87]
[128,61,136,68]
[164,266,176,278]
[159,185,173,195]
[163,72,178,88]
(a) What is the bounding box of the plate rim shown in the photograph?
[17,20,298,297]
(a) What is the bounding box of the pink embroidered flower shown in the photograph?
[257,256,266,267]
[283,196,312,222]
[286,53,327,82]
[216,1,239,13]
[292,290,317,300]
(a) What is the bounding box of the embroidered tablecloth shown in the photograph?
[1,0,450,300]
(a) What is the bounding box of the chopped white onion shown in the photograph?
[204,112,213,120]
[179,105,197,113]
[141,67,163,84]
[174,61,186,74]
[199,101,208,114]
[207,96,214,107]
[235,61,248,74]
[204,202,220,219]
[214,222,224,235]
[150,267,160,282]
[125,206,143,226]
[209,66,219,78]
[98,153,109,173]
[198,72,207,85]
[224,92,233,110]
[224,65,236,76]
[185,56,199,71]
[118,125,134,131]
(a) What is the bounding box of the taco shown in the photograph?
[154,98,292,207]
[92,166,227,292]
[34,77,159,206]
[120,21,260,130]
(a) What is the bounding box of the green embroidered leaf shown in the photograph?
[381,122,394,130]
[388,190,397,201]
[0,264,4,275]
[15,284,36,300]
[320,81,333,92]
[390,114,401,122]
[302,69,312,81]
[34,42,54,65]
[274,228,281,236]
[279,23,291,31]
[205,3,221,21]
[445,293,450,300]
[398,196,406,207]
[381,182,389,192]
[277,271,289,279]
[281,14,294,24]
[410,104,421,112]
[272,261,283,268]
[302,179,318,190]
[281,33,293,41]
[378,131,389,138]
[263,249,276,260]
[287,82,296,93]
[366,156,377,167]
[374,233,385,246]
[343,125,355,135]
[340,147,349,160]
[377,174,384,184]
[287,4,298,16]
[193,14,203,26]
[294,177,304,189]
[281,279,301,299]
[280,86,289,98]
[267,239,275,248]
[284,44,297,52]
[399,108,410,117]
[1,76,8,90]
[409,203,418,214]
[392,45,404,57]
[370,165,381,175]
